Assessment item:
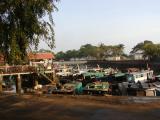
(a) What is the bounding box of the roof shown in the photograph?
[28,53,54,60]
[114,73,126,77]
[0,54,4,60]
[156,75,160,78]
[0,54,5,64]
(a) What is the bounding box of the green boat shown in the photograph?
[83,82,110,95]
[82,70,105,79]
[54,81,83,94]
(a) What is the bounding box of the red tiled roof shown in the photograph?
[28,53,54,60]
[0,54,4,64]
[0,54,4,60]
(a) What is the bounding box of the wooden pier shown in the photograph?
[0,65,55,94]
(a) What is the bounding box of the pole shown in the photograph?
[16,74,21,94]
[0,75,3,93]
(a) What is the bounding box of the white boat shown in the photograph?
[72,64,88,76]
[56,65,73,77]
[126,70,154,83]
[56,68,73,77]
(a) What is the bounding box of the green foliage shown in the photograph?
[143,43,160,59]
[130,40,153,54]
[56,51,66,60]
[65,50,79,59]
[55,43,125,60]
[131,40,160,60]
[79,44,97,58]
[38,49,54,53]
[0,0,59,64]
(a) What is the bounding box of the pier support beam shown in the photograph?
[52,72,54,82]
[35,79,38,87]
[16,74,22,94]
[0,75,3,93]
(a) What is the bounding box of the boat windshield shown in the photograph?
[126,74,134,82]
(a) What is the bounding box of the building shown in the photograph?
[105,56,121,61]
[70,56,97,61]
[0,54,5,65]
[132,50,146,60]
[28,52,54,61]
[28,53,55,68]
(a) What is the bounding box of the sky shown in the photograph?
[40,0,160,54]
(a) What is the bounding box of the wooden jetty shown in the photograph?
[0,65,55,94]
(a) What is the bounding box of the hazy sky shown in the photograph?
[40,0,160,54]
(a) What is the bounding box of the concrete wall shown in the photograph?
[87,60,160,74]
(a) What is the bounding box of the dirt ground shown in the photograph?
[0,94,160,120]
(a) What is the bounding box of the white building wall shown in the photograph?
[134,54,143,60]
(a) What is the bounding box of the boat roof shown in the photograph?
[128,70,153,75]
[156,75,160,78]
[114,73,126,77]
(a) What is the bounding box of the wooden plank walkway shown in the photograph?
[0,65,55,94]
[0,65,36,75]
[0,65,54,76]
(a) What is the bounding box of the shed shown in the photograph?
[28,53,54,61]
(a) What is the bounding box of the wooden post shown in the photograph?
[0,75,3,93]
[35,79,38,87]
[16,74,21,94]
[52,70,56,82]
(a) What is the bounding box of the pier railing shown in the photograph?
[0,65,37,74]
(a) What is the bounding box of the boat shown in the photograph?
[56,68,73,77]
[82,69,105,79]
[83,81,110,95]
[126,70,154,83]
[52,81,83,94]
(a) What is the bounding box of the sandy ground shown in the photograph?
[0,94,160,120]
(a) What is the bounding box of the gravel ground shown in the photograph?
[0,94,160,120]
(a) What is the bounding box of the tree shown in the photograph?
[130,40,160,60]
[79,44,97,58]
[112,44,124,56]
[38,49,54,53]
[96,43,107,60]
[143,43,160,60]
[65,50,79,60]
[55,43,126,61]
[130,40,153,54]
[56,51,66,60]
[0,0,59,64]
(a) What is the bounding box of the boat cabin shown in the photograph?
[126,70,153,83]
